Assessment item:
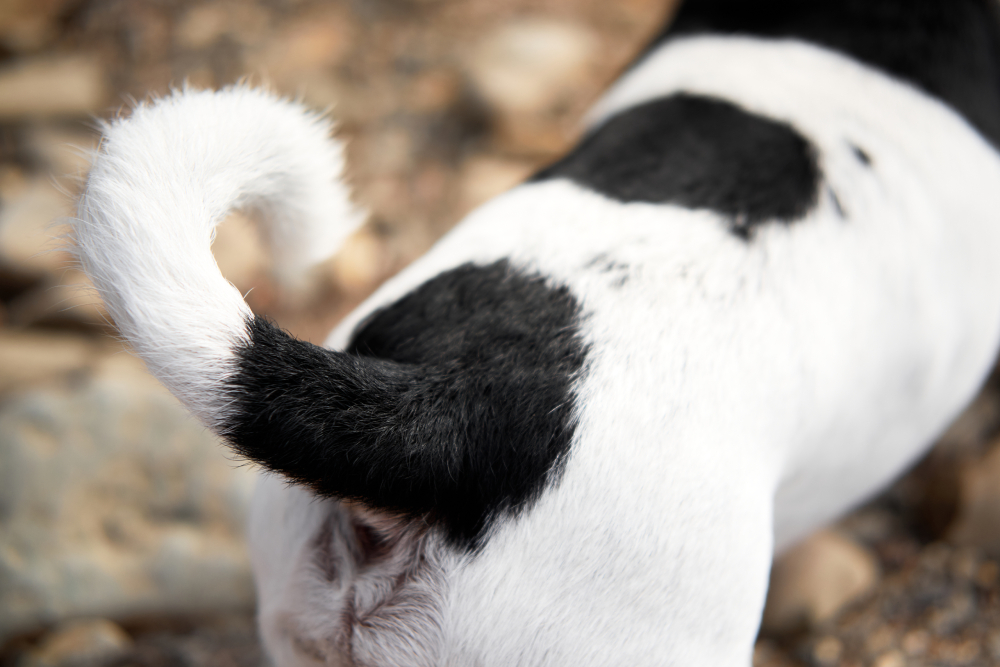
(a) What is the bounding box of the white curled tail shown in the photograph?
[74,86,365,427]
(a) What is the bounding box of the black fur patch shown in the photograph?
[533,93,820,237]
[655,0,1000,147]
[221,260,587,551]
[850,144,872,166]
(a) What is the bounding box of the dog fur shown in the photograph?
[74,1,1000,665]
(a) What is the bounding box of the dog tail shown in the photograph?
[74,86,365,427]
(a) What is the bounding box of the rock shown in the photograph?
[977,559,999,588]
[989,629,1000,661]
[752,639,797,667]
[0,329,96,394]
[761,529,880,635]
[459,155,536,213]
[331,226,389,298]
[5,269,109,332]
[23,125,99,179]
[22,618,131,667]
[928,591,975,635]
[466,20,598,153]
[0,378,257,644]
[0,0,76,53]
[0,176,74,275]
[872,650,906,667]
[249,6,352,105]
[405,70,462,114]
[467,20,599,118]
[864,624,897,656]
[901,629,930,657]
[811,636,843,666]
[176,4,268,51]
[949,440,1000,556]
[211,211,271,296]
[363,126,416,175]
[0,56,106,120]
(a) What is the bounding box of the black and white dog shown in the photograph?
[74,1,1000,665]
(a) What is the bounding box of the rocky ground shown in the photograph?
[1,0,1000,665]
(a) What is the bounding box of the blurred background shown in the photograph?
[1,0,1000,665]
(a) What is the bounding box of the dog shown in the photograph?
[74,0,1000,664]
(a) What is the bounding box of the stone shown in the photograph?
[0,176,75,275]
[0,329,96,394]
[331,227,389,297]
[0,56,106,120]
[405,70,462,114]
[23,125,99,179]
[211,211,271,296]
[872,650,906,667]
[21,618,131,667]
[761,529,880,635]
[467,20,599,118]
[752,639,796,667]
[4,269,109,331]
[977,559,999,588]
[466,20,598,153]
[901,629,930,657]
[864,625,897,656]
[989,629,1000,661]
[249,6,352,103]
[459,155,536,213]
[0,377,257,644]
[812,636,843,666]
[176,2,269,51]
[928,591,975,635]
[949,440,1000,556]
[0,0,75,53]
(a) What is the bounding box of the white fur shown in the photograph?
[75,86,364,425]
[76,36,1000,667]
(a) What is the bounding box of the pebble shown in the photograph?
[0,177,74,275]
[21,618,131,667]
[0,329,95,393]
[901,629,930,657]
[0,56,106,120]
[812,636,843,666]
[468,20,598,117]
[0,379,256,643]
[976,559,999,587]
[174,3,271,51]
[212,211,271,296]
[949,439,1000,556]
[249,6,352,95]
[0,0,76,53]
[928,591,975,635]
[466,20,597,153]
[459,155,536,213]
[332,227,389,297]
[22,125,99,179]
[4,269,109,331]
[864,625,897,656]
[872,650,905,667]
[989,629,1000,661]
[761,529,880,635]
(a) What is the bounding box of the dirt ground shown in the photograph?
[2,0,1000,665]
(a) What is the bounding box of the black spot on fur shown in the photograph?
[850,144,872,166]
[221,260,587,551]
[653,0,1000,147]
[585,253,630,274]
[828,188,846,219]
[533,93,820,236]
